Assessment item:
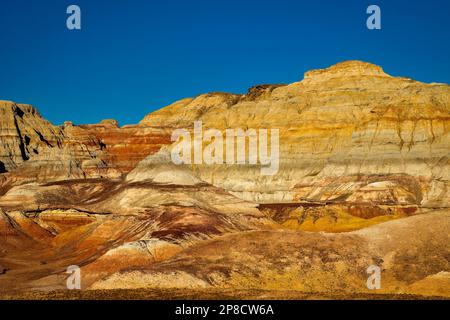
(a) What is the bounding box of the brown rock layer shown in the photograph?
[140,61,450,207]
[0,61,449,298]
[0,101,172,188]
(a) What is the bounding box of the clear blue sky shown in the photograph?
[0,0,449,125]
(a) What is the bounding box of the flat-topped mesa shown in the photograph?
[303,60,390,82]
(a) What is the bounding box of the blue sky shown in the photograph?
[0,0,449,125]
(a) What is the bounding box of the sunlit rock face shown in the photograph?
[0,61,449,298]
[75,121,172,174]
[141,61,450,207]
[0,100,119,185]
[0,101,65,172]
[0,101,171,188]
[2,61,448,207]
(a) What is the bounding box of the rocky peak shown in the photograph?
[0,100,39,116]
[303,60,390,82]
[99,119,119,128]
[0,100,63,171]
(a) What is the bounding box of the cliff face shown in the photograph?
[76,122,172,174]
[1,60,449,217]
[141,61,450,207]
[0,101,119,184]
[0,102,172,187]
[0,61,449,298]
[0,101,65,172]
[3,61,448,208]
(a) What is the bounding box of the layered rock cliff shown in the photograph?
[0,61,449,298]
[141,61,450,208]
[0,101,172,188]
[0,101,118,185]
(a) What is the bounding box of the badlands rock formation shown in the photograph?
[142,61,450,208]
[0,61,449,298]
[0,101,117,184]
[0,101,171,188]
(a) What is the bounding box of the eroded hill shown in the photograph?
[0,61,449,298]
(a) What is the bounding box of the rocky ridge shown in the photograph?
[0,61,449,298]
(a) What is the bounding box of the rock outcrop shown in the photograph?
[0,101,65,171]
[0,61,449,298]
[0,102,172,188]
[141,61,450,208]
[0,101,119,185]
